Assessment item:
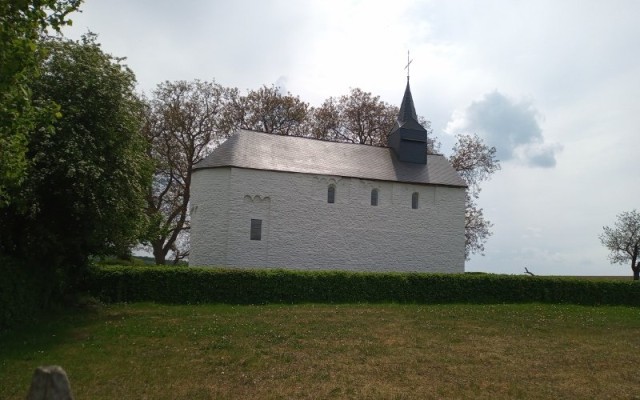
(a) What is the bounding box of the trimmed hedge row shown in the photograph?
[84,265,640,306]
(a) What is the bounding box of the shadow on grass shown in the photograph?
[0,305,102,366]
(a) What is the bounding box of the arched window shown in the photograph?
[371,189,379,206]
[412,192,419,209]
[328,185,336,204]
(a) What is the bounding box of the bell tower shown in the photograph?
[387,53,428,164]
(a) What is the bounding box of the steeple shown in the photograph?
[396,80,424,131]
[387,74,428,164]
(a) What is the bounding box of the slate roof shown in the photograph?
[194,130,467,188]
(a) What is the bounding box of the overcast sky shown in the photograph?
[64,0,640,276]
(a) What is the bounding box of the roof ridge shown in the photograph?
[236,128,395,149]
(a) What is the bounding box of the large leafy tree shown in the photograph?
[234,85,309,136]
[142,80,235,264]
[0,34,151,285]
[449,134,500,259]
[310,88,398,146]
[310,88,441,153]
[599,209,640,280]
[0,0,82,206]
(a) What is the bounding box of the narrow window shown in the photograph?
[371,188,379,206]
[250,219,262,240]
[328,185,335,204]
[412,192,419,209]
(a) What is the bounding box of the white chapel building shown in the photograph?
[189,81,467,273]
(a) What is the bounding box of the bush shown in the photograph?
[84,266,640,306]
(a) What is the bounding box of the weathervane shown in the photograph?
[405,50,413,81]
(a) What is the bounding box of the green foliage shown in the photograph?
[96,256,148,267]
[236,84,310,136]
[0,34,152,303]
[0,0,82,205]
[85,266,640,306]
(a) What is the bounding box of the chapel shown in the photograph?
[189,80,467,272]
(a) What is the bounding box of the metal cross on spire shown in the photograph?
[405,50,413,81]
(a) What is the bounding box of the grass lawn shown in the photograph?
[1,303,639,399]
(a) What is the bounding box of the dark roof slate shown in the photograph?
[390,80,428,136]
[398,80,419,123]
[194,130,467,188]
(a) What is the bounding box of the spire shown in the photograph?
[397,51,422,129]
[398,80,419,124]
[386,52,428,164]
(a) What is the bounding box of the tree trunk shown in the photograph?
[153,241,166,265]
[633,263,639,281]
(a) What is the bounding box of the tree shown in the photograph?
[142,80,235,265]
[449,134,500,259]
[599,210,640,280]
[234,85,309,136]
[0,0,82,206]
[310,88,399,146]
[0,34,151,289]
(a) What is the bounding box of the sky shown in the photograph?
[63,0,640,276]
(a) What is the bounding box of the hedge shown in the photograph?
[84,265,640,306]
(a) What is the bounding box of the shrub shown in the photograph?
[84,266,640,306]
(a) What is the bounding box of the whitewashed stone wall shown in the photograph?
[190,167,466,273]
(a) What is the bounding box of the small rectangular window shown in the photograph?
[371,189,378,206]
[250,219,262,240]
[328,185,335,204]
[412,192,419,209]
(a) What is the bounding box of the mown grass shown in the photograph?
[1,303,639,399]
